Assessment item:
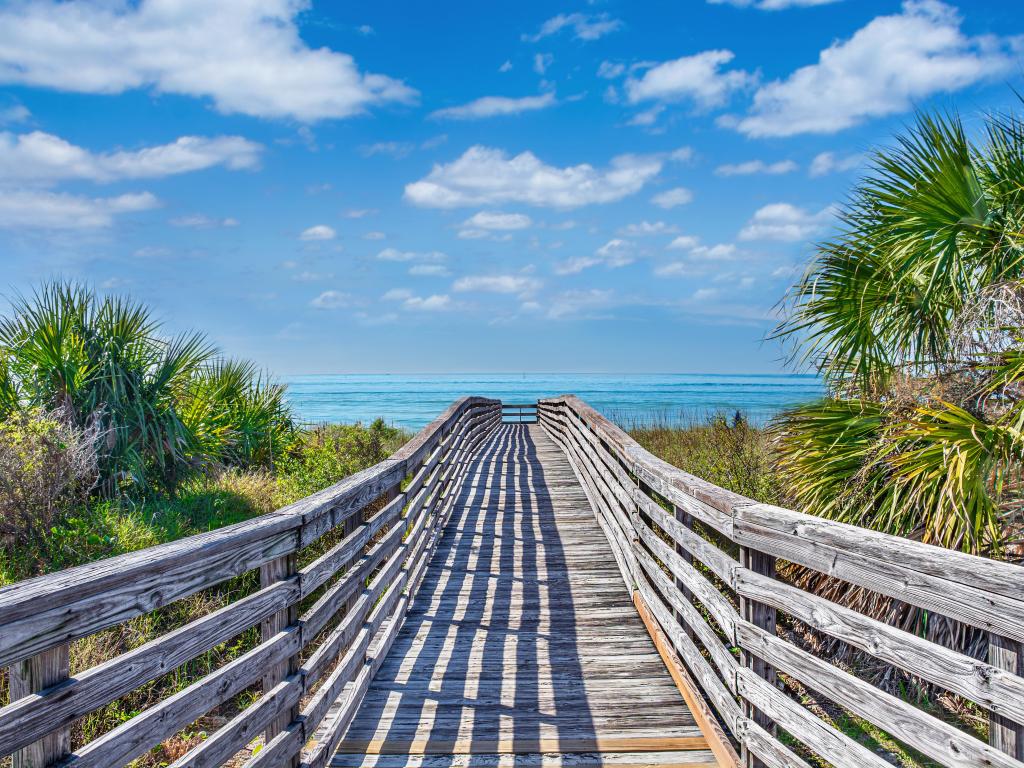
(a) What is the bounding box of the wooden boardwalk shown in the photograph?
[332,423,714,767]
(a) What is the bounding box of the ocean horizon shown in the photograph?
[283,372,823,430]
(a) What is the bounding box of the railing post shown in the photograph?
[673,505,696,642]
[260,553,299,766]
[739,545,777,768]
[989,634,1024,759]
[10,645,70,767]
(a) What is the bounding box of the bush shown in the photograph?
[627,413,782,505]
[277,419,408,499]
[0,407,101,580]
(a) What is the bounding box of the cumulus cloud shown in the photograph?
[0,132,261,184]
[666,235,701,250]
[405,146,666,209]
[462,211,532,230]
[708,0,842,8]
[733,1,1019,137]
[618,221,678,237]
[597,61,626,79]
[300,225,336,241]
[359,141,414,158]
[0,104,29,125]
[556,238,634,275]
[739,203,833,241]
[310,290,350,309]
[171,214,239,228]
[382,289,451,311]
[453,275,542,294]
[715,159,798,176]
[0,0,417,122]
[523,13,622,42]
[625,50,755,109]
[377,248,447,263]
[409,264,451,277]
[651,187,694,209]
[0,189,158,229]
[430,93,556,120]
[809,151,863,176]
[533,54,554,75]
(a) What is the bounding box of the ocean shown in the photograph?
[283,373,822,431]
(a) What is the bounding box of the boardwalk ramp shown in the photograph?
[2,397,1023,768]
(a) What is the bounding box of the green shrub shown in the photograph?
[277,418,408,499]
[0,407,101,580]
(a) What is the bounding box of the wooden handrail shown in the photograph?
[0,398,501,768]
[537,395,1024,768]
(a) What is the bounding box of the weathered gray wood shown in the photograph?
[738,621,1022,768]
[736,568,1024,726]
[738,546,775,768]
[10,645,70,768]
[261,554,299,760]
[990,635,1024,759]
[0,581,295,758]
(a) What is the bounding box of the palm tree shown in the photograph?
[775,105,1024,558]
[0,282,293,492]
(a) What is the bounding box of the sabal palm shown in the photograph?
[775,105,1024,556]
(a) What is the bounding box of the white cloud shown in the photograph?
[405,146,666,209]
[690,243,738,260]
[381,290,450,311]
[453,275,542,294]
[651,187,694,209]
[170,214,239,228]
[625,50,754,109]
[310,290,350,309]
[533,54,554,75]
[463,211,532,230]
[523,13,622,42]
[0,105,29,125]
[708,0,842,8]
[356,24,374,36]
[618,221,678,237]
[666,235,700,250]
[598,61,626,79]
[360,141,414,158]
[0,0,417,122]
[715,159,798,176]
[733,1,1019,137]
[739,203,833,241]
[556,238,634,275]
[0,132,261,184]
[691,287,720,302]
[363,231,386,240]
[377,248,447,262]
[300,225,336,241]
[499,60,513,73]
[409,264,451,277]
[809,151,863,176]
[344,208,377,218]
[0,189,157,229]
[431,92,556,120]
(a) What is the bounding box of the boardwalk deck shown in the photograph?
[332,423,715,768]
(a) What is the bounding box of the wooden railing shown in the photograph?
[538,395,1024,768]
[500,402,538,423]
[0,398,501,768]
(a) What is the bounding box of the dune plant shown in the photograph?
[0,281,293,492]
[775,103,1024,560]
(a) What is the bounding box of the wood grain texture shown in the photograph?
[333,424,712,768]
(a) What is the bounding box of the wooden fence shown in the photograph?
[538,395,1024,768]
[0,398,501,768]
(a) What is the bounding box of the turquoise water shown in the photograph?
[283,373,822,430]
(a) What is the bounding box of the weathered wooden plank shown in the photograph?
[9,645,70,768]
[737,621,1023,768]
[990,635,1024,760]
[0,580,295,758]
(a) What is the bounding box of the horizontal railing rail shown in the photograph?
[538,395,1024,768]
[500,402,538,424]
[0,398,502,768]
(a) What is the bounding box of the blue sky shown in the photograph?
[0,0,1021,375]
